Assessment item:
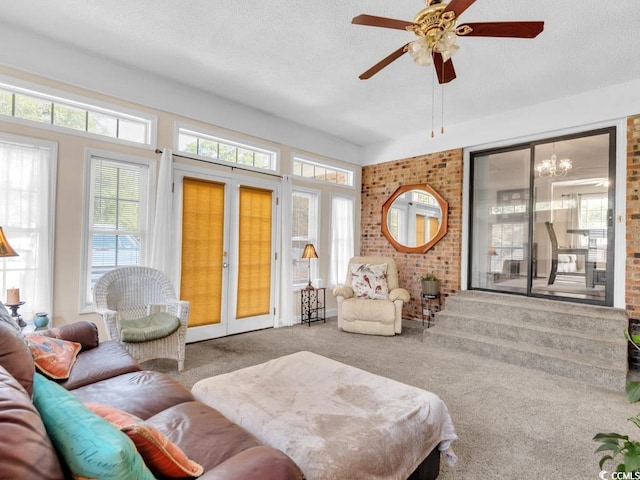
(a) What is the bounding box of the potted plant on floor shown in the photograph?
[420,273,440,296]
[593,330,640,473]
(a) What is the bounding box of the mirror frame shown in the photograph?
[381,183,449,254]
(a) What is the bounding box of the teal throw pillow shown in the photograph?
[32,373,156,480]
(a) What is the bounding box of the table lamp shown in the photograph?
[301,243,318,290]
[0,227,23,327]
[0,227,17,258]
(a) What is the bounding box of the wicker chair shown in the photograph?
[93,266,189,371]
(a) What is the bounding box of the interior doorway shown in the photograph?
[176,172,279,342]
[469,128,615,306]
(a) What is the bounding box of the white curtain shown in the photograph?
[148,148,174,279]
[329,195,355,287]
[277,175,294,327]
[0,138,55,321]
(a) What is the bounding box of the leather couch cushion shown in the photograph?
[0,366,64,479]
[146,401,263,473]
[60,340,141,390]
[71,370,194,419]
[0,321,35,395]
[202,446,305,480]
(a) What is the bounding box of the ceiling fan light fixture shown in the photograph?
[408,38,433,66]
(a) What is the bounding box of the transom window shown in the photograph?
[292,156,354,187]
[0,78,155,146]
[177,126,277,171]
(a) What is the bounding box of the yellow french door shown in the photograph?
[236,186,272,319]
[178,173,277,342]
[415,214,425,246]
[180,178,225,329]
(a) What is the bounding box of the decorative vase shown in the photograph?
[421,280,440,296]
[34,312,49,329]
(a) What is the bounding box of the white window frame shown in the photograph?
[174,122,279,173]
[292,187,320,288]
[291,154,355,188]
[0,133,57,321]
[0,75,157,149]
[79,149,156,312]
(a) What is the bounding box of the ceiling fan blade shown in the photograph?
[359,44,409,80]
[459,21,544,38]
[442,0,476,19]
[432,52,456,84]
[352,14,417,31]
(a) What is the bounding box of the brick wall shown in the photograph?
[361,115,640,321]
[361,148,463,320]
[627,115,640,317]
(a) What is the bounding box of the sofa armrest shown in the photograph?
[389,287,410,303]
[38,321,99,351]
[332,285,353,299]
[199,446,304,480]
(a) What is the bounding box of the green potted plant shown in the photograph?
[593,330,640,473]
[420,273,440,296]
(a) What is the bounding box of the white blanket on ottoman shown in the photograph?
[192,351,457,480]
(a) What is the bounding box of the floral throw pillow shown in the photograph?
[26,335,81,380]
[350,263,389,300]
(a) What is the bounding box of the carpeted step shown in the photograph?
[442,290,627,338]
[424,327,627,391]
[434,311,627,364]
[426,291,628,391]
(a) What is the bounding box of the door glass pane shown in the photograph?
[532,134,610,301]
[181,178,225,327]
[236,186,272,319]
[471,148,531,292]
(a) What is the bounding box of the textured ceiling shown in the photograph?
[1,0,639,147]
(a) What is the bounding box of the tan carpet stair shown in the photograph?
[424,290,628,391]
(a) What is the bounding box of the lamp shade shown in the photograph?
[301,243,318,259]
[0,227,17,257]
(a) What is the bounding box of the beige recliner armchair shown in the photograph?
[333,256,410,336]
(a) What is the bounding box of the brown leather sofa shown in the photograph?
[0,319,305,480]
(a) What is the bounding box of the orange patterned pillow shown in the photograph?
[26,335,81,380]
[85,403,204,478]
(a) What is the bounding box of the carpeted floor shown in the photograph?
[145,317,638,479]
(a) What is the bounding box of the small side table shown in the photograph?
[5,301,26,328]
[300,287,326,326]
[420,293,441,328]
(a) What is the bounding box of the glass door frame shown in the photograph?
[467,126,616,307]
[173,164,281,342]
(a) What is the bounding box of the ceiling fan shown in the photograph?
[353,0,544,84]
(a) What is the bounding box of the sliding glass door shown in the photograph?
[469,128,615,306]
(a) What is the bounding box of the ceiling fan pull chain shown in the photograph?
[441,81,445,135]
[431,69,436,138]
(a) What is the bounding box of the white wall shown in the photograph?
[362,78,640,164]
[0,21,360,165]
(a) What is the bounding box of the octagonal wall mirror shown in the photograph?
[381,184,449,254]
